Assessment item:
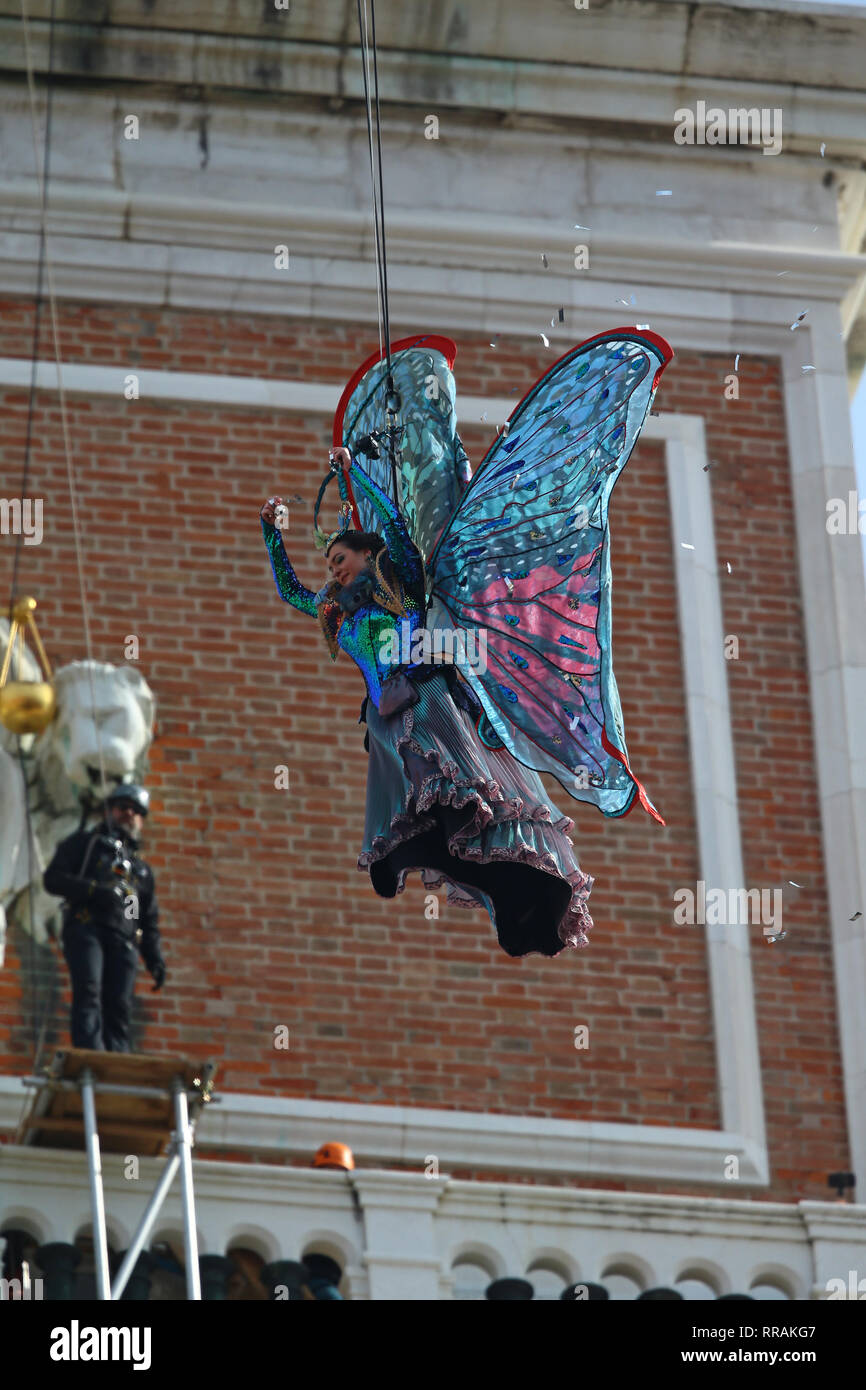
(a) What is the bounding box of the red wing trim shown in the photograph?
[332,334,458,446]
[478,326,675,464]
[601,727,666,826]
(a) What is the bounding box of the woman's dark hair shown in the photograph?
[326,531,385,558]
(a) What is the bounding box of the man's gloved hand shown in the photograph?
[150,962,166,993]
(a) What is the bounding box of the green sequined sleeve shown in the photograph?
[348,459,425,592]
[261,520,317,617]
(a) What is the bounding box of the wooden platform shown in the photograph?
[17,1048,215,1156]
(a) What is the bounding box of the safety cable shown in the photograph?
[357,0,385,367]
[13,0,116,1070]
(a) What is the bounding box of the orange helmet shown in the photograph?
[313,1141,355,1171]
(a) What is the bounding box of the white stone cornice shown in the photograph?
[3,12,866,143]
[1,190,863,302]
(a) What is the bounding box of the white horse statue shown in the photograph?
[0,619,155,966]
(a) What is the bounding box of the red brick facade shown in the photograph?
[0,300,846,1199]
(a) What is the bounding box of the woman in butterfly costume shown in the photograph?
[261,330,671,959]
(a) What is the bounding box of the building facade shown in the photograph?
[1,0,865,1297]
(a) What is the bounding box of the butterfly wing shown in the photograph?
[427,328,673,822]
[333,334,471,561]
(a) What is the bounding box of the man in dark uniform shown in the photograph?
[43,783,167,1052]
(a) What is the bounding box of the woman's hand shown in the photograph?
[261,496,283,526]
[329,447,352,473]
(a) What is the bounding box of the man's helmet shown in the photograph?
[106,783,150,817]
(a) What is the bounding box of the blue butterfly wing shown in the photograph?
[334,334,471,560]
[427,328,673,821]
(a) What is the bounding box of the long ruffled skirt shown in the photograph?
[358,672,594,958]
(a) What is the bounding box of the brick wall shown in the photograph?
[0,301,847,1199]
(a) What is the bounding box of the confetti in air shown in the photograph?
[734,353,740,371]
[636,323,650,330]
[850,911,863,921]
[539,332,550,347]
[656,190,673,196]
[573,223,591,230]
[480,412,488,422]
[490,338,498,348]
[790,310,808,330]
[788,881,803,888]
[775,270,790,277]
[541,253,549,268]
[726,562,732,573]
[569,715,579,731]
[558,307,565,322]
[801,365,816,373]
[681,542,695,550]
[820,142,826,157]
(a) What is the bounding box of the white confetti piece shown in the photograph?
[681,542,695,550]
[569,716,579,731]
[541,253,549,268]
[734,353,740,371]
[776,270,790,276]
[850,910,862,921]
[820,142,826,157]
[636,323,650,330]
[790,310,808,331]
[656,190,673,196]
[573,223,592,230]
[801,365,816,373]
[726,562,732,573]
[539,332,550,347]
[788,880,802,888]
[489,338,498,348]
[480,412,488,422]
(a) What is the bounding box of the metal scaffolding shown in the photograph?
[16,1048,216,1300]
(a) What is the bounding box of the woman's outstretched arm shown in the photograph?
[342,455,425,594]
[260,497,317,617]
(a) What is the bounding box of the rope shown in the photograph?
[357,0,385,366]
[368,0,392,378]
[13,0,116,1068]
[356,0,400,500]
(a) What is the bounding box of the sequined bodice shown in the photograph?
[334,596,425,705]
[262,458,427,708]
